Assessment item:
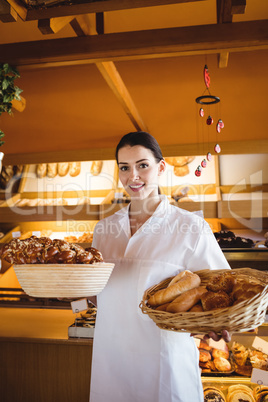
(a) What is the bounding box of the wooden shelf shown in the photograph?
[0,205,99,222]
[219,199,268,219]
[1,198,267,222]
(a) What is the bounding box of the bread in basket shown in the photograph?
[0,236,114,298]
[139,268,268,334]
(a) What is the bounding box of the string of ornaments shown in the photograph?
[195,65,224,177]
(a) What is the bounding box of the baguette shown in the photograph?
[58,162,69,177]
[69,162,81,177]
[166,286,207,313]
[90,161,103,176]
[148,271,201,307]
[36,163,47,178]
[47,163,58,178]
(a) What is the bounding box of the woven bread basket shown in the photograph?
[140,268,268,334]
[14,262,115,298]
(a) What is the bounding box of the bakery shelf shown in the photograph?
[0,204,100,222]
[219,199,268,219]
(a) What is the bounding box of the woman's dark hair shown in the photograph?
[115,131,163,164]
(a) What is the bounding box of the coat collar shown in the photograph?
[114,195,171,220]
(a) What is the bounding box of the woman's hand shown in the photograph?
[203,330,232,343]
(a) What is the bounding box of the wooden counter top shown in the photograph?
[0,307,93,345]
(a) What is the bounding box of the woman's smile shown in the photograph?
[128,183,145,192]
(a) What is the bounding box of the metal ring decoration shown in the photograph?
[195,95,220,105]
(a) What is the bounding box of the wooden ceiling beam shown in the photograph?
[0,20,267,68]
[5,0,27,20]
[216,0,246,68]
[232,0,246,15]
[38,15,76,34]
[3,140,268,165]
[70,14,96,37]
[0,0,17,22]
[218,51,229,68]
[25,0,205,21]
[217,0,246,24]
[70,15,148,132]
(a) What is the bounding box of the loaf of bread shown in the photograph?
[47,163,58,178]
[199,349,211,362]
[148,270,201,306]
[213,356,232,372]
[203,387,226,402]
[189,303,204,312]
[166,286,207,313]
[69,162,81,177]
[231,282,265,305]
[58,162,69,177]
[165,156,194,167]
[206,272,237,294]
[227,384,255,402]
[90,161,103,176]
[212,348,229,360]
[155,303,170,311]
[174,165,189,177]
[36,164,47,178]
[201,290,232,311]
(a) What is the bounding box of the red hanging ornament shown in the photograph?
[201,159,207,168]
[214,144,221,153]
[199,108,204,117]
[216,119,224,133]
[206,152,212,161]
[204,65,210,88]
[206,115,213,125]
[195,166,202,177]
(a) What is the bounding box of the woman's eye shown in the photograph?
[139,163,148,169]
[119,166,128,172]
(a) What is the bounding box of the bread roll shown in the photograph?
[90,161,103,176]
[47,163,57,178]
[212,348,229,360]
[206,272,236,294]
[201,290,232,311]
[165,156,194,167]
[199,340,211,351]
[166,286,207,313]
[69,162,81,177]
[213,357,231,372]
[148,271,201,307]
[203,387,225,402]
[231,282,264,305]
[174,165,189,177]
[36,163,47,178]
[58,162,69,177]
[199,349,211,362]
[189,303,204,312]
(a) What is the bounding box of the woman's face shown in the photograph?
[118,145,166,200]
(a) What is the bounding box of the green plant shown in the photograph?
[0,63,23,146]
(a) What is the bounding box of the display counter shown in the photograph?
[0,307,93,402]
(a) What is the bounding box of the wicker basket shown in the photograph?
[13,262,115,298]
[140,268,268,334]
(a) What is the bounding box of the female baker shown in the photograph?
[90,131,231,402]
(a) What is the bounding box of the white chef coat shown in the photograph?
[90,195,230,402]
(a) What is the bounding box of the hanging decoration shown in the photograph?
[195,64,224,177]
